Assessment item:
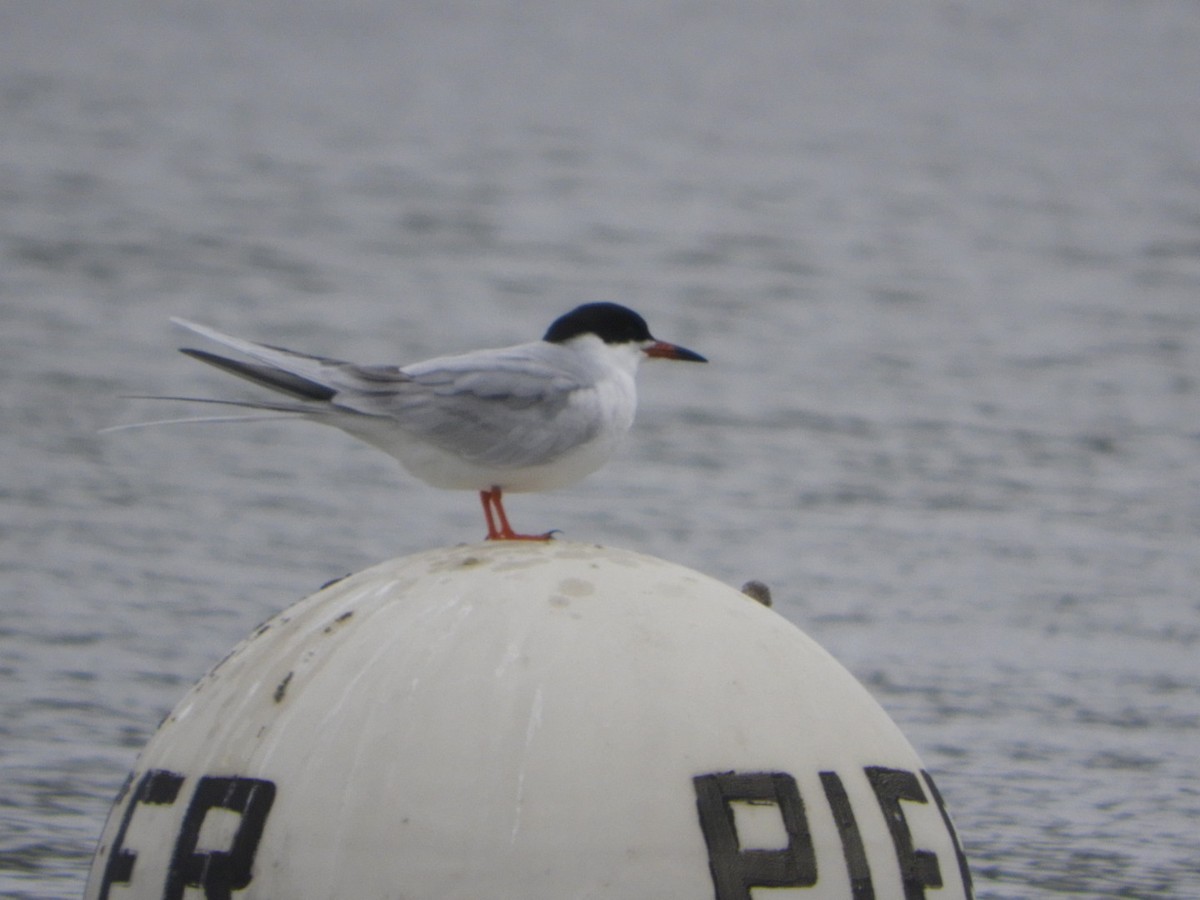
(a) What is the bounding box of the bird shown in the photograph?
[133,303,706,540]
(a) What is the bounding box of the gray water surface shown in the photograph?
[3,2,1198,897]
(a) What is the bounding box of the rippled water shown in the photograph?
[3,1,1198,897]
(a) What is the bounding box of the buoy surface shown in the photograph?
[86,541,971,899]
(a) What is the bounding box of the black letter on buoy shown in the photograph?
[164,775,276,900]
[819,770,875,900]
[865,766,942,899]
[693,771,818,900]
[921,770,974,898]
[97,769,186,900]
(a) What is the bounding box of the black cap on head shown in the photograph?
[543,302,654,345]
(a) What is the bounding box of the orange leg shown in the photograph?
[479,487,555,541]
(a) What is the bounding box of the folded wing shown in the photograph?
[173,320,598,469]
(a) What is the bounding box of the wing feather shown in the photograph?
[336,347,598,467]
[170,320,601,470]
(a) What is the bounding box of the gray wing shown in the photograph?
[172,318,369,400]
[172,320,599,468]
[339,349,600,468]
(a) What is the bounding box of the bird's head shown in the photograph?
[543,302,707,363]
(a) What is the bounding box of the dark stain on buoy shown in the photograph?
[273,672,294,704]
[323,610,354,634]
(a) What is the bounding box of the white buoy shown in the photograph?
[86,542,972,899]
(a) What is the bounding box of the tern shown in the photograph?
[137,303,706,540]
